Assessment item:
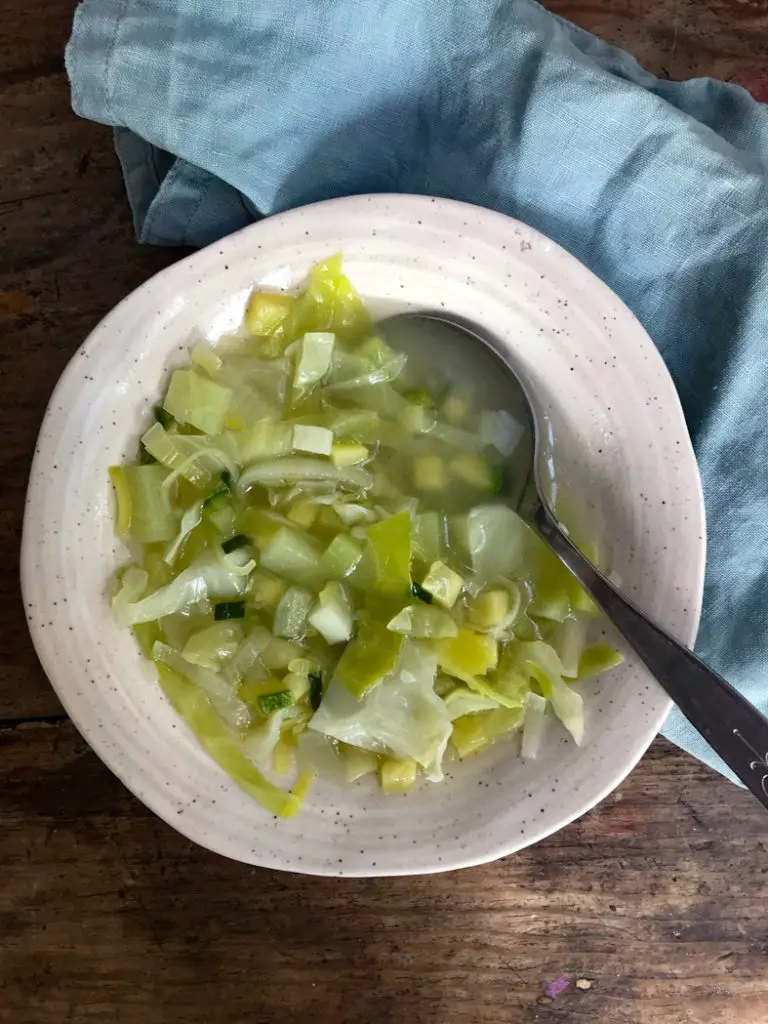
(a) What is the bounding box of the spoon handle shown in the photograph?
[533,502,768,809]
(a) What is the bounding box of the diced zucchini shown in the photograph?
[163,369,232,435]
[258,690,295,714]
[413,455,447,491]
[420,560,464,609]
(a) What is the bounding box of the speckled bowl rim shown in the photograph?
[21,195,705,875]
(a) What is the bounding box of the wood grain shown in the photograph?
[2,2,768,1022]
[2,724,768,1024]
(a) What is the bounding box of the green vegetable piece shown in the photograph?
[123,464,176,544]
[420,560,464,609]
[308,582,354,645]
[258,690,295,714]
[335,624,405,699]
[309,671,324,711]
[293,331,335,401]
[451,707,524,758]
[163,368,233,435]
[367,511,412,595]
[577,643,624,681]
[214,601,246,621]
[221,534,250,554]
[387,604,459,639]
[260,527,321,585]
[410,581,433,604]
[318,533,363,580]
[156,663,302,817]
[273,586,314,640]
[245,290,295,337]
[154,404,174,429]
[380,756,418,794]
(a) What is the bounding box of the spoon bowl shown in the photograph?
[382,310,768,811]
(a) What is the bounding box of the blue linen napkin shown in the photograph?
[66,0,768,782]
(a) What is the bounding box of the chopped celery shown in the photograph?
[387,604,459,639]
[293,424,334,456]
[308,581,354,645]
[550,615,590,679]
[163,369,232,435]
[521,692,548,759]
[420,560,463,609]
[156,664,302,817]
[259,527,321,585]
[182,622,244,670]
[123,465,175,543]
[380,757,418,793]
[413,455,447,491]
[273,586,314,639]
[239,420,293,462]
[318,533,363,580]
[239,457,372,493]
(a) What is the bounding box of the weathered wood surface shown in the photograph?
[1,2,767,1022]
[3,726,767,1024]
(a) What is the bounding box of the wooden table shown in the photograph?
[2,2,767,1021]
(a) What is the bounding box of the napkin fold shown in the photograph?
[66,0,768,781]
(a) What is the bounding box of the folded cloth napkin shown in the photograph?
[66,0,768,782]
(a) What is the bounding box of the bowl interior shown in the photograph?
[22,196,705,875]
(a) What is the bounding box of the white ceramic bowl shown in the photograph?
[21,195,705,875]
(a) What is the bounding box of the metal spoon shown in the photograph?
[380,311,768,810]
